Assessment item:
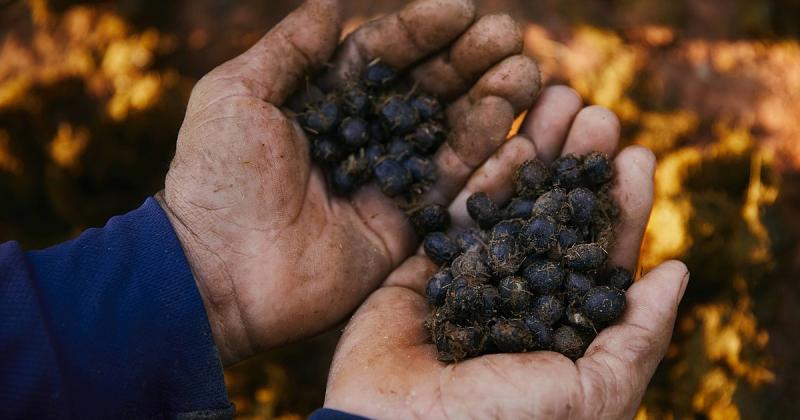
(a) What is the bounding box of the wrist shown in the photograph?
[154,190,254,365]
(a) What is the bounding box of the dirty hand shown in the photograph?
[157,0,541,365]
[323,90,691,419]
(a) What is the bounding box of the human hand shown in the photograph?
[323,88,690,419]
[157,0,541,365]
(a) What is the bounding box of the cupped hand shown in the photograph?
[323,88,691,419]
[157,0,541,365]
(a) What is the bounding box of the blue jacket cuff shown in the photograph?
[309,408,372,420]
[23,197,232,418]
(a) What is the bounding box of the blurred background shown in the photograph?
[2,0,799,418]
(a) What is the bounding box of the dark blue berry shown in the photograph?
[424,232,459,265]
[523,316,554,349]
[568,188,598,225]
[364,143,385,167]
[582,286,626,325]
[409,204,450,236]
[364,62,397,88]
[522,260,564,294]
[439,323,486,361]
[552,155,584,189]
[329,156,368,195]
[563,243,607,272]
[491,219,524,239]
[451,249,492,282]
[310,136,343,165]
[481,285,501,317]
[498,276,530,315]
[407,122,445,153]
[582,152,613,186]
[373,158,412,196]
[454,228,487,253]
[446,277,483,318]
[330,164,357,195]
[532,295,565,326]
[302,99,339,133]
[565,271,593,300]
[553,325,592,359]
[403,155,437,184]
[557,226,581,250]
[505,197,535,219]
[520,216,557,254]
[490,319,536,353]
[339,117,369,149]
[386,137,415,159]
[467,192,500,229]
[426,269,453,306]
[342,87,370,116]
[487,236,523,277]
[515,159,550,196]
[605,267,634,290]
[532,188,569,222]
[409,95,442,120]
[565,303,594,330]
[380,96,419,134]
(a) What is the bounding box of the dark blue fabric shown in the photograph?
[309,408,371,420]
[0,198,233,419]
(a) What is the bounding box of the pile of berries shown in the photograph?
[298,61,446,197]
[422,152,633,362]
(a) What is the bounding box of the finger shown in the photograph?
[576,260,689,419]
[446,55,542,125]
[608,146,656,271]
[447,135,538,228]
[382,255,439,296]
[519,85,584,164]
[423,96,516,205]
[325,283,437,414]
[561,105,621,158]
[192,0,342,107]
[322,0,476,89]
[411,14,523,100]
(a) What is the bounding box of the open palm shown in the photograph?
[158,0,541,364]
[323,88,690,419]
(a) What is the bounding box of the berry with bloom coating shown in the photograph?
[582,286,626,325]
[426,269,453,306]
[564,243,607,272]
[582,152,613,186]
[373,158,412,196]
[424,232,460,265]
[491,320,536,353]
[515,159,550,196]
[605,267,634,290]
[467,192,501,229]
[409,204,450,236]
[552,155,583,189]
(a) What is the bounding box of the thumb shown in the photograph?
[196,0,342,106]
[576,260,690,418]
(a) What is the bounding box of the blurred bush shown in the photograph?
[2,0,800,418]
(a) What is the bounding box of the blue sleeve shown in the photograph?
[0,197,233,419]
[309,408,371,420]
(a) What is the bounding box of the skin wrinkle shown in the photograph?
[394,14,427,57]
[187,93,267,121]
[194,74,274,107]
[157,192,256,362]
[348,197,396,268]
[239,58,285,102]
[278,30,314,73]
